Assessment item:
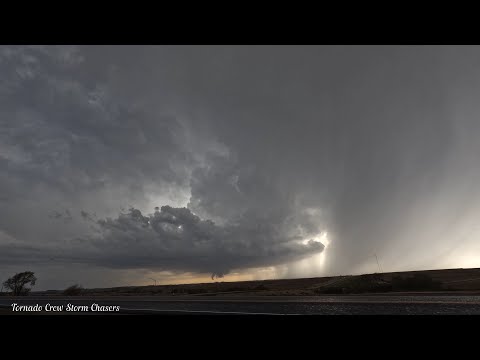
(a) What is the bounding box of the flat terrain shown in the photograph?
[68,267,480,296]
[3,268,480,314]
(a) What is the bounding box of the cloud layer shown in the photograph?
[2,45,480,288]
[0,205,325,279]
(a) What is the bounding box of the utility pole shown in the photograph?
[374,253,383,273]
[149,278,157,286]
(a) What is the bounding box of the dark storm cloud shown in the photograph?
[150,46,480,274]
[0,206,325,279]
[0,46,189,195]
[2,45,480,288]
[0,45,194,247]
[48,209,73,223]
[89,206,323,278]
[0,45,326,281]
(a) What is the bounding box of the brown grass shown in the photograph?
[32,267,480,297]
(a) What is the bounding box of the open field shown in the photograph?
[20,267,480,297]
[2,268,480,314]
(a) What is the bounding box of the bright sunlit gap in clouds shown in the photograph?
[290,231,330,277]
[311,231,330,268]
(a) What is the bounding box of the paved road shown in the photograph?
[2,295,480,314]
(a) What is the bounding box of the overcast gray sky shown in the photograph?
[1,45,480,290]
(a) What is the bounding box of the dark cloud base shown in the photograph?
[0,206,325,279]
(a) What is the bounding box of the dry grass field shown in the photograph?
[19,267,480,297]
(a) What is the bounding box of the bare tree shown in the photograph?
[3,271,37,296]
